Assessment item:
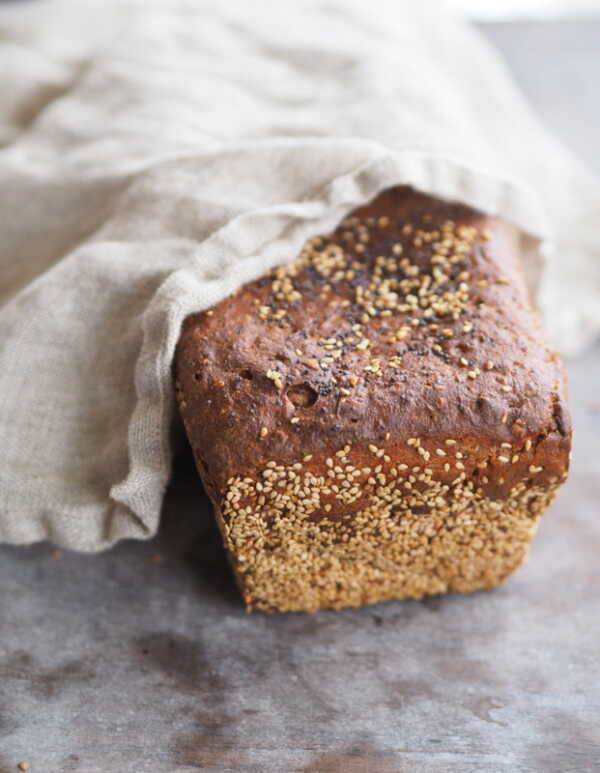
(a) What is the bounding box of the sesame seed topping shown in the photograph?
[266,369,284,389]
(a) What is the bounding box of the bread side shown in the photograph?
[175,186,571,612]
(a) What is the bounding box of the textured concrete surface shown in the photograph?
[1,21,600,773]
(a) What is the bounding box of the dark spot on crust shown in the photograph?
[239,369,253,380]
[316,382,334,397]
[287,383,318,407]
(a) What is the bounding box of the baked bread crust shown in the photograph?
[175,187,571,612]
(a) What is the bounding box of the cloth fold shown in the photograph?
[1,0,598,550]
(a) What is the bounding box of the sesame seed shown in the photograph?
[266,369,284,389]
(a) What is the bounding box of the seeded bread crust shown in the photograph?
[175,186,571,613]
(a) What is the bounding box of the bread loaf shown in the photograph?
[175,187,571,612]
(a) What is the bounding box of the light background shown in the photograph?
[448,0,600,19]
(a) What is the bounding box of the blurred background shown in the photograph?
[449,0,600,18]
[469,1,600,175]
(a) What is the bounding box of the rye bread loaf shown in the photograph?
[175,186,571,612]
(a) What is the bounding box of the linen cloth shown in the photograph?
[0,0,598,550]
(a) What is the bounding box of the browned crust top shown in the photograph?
[175,186,571,497]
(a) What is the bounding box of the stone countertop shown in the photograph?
[1,20,599,773]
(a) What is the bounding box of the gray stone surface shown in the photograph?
[1,21,599,773]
